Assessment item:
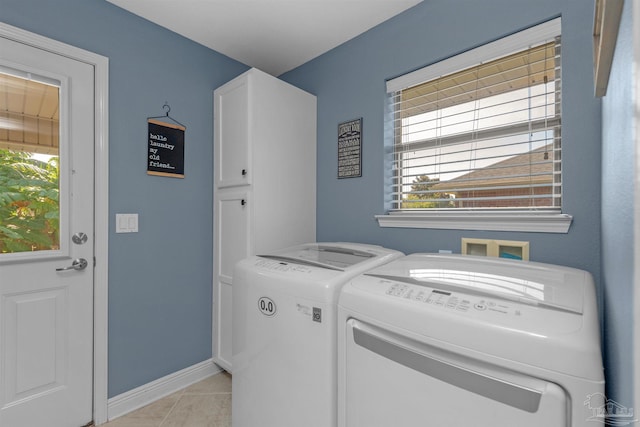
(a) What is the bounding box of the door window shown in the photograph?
[0,70,60,254]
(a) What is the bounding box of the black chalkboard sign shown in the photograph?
[338,118,362,178]
[147,119,185,178]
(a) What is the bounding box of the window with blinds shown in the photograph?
[388,19,561,212]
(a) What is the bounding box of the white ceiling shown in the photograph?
[106,0,423,76]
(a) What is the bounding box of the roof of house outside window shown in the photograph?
[430,145,554,190]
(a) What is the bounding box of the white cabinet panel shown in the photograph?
[214,76,249,188]
[217,282,234,371]
[218,193,250,281]
[213,68,316,371]
[214,191,249,371]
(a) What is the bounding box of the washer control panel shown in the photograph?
[254,259,313,274]
[384,281,521,317]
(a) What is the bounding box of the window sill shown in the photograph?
[375,211,572,233]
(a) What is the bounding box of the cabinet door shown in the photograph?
[214,76,250,188]
[214,191,250,371]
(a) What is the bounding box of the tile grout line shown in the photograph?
[157,389,186,427]
[111,375,231,426]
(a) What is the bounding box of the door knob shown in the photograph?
[56,258,89,272]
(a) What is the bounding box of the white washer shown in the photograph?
[338,254,605,427]
[232,242,403,427]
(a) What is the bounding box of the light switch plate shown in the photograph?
[116,213,138,233]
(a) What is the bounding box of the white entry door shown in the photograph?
[0,35,95,427]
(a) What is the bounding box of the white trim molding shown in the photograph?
[633,0,640,417]
[107,359,222,421]
[376,211,573,233]
[593,0,624,97]
[0,22,110,426]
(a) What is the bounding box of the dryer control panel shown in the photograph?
[347,275,585,336]
[385,282,520,316]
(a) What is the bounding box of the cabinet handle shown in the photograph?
[242,169,247,176]
[241,199,246,206]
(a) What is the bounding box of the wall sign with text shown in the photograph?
[147,119,185,178]
[338,118,362,178]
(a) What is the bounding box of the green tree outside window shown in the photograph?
[0,149,60,253]
[401,174,454,209]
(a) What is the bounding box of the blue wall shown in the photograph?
[601,0,635,409]
[2,0,249,397]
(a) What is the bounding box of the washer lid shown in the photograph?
[365,254,585,314]
[259,244,376,271]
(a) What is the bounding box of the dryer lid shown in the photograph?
[365,255,586,314]
[259,244,376,271]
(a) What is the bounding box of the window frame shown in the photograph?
[376,17,572,233]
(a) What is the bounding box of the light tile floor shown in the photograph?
[104,372,231,427]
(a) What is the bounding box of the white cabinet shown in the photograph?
[213,68,316,371]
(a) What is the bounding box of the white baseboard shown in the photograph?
[107,359,222,422]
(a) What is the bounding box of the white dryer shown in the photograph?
[232,242,403,427]
[338,254,605,427]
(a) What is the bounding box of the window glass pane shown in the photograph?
[399,130,558,209]
[0,72,60,254]
[392,37,561,211]
[402,84,556,144]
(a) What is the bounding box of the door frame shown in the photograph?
[0,22,110,425]
[634,0,640,417]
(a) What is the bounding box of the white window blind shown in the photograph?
[387,19,562,212]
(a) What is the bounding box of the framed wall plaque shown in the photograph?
[147,119,185,178]
[338,118,362,178]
